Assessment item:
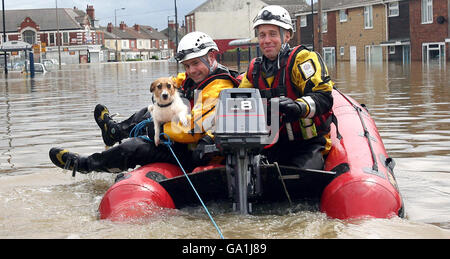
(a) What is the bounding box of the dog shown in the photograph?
[148,77,189,146]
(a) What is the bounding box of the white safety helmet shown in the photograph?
[175,31,219,62]
[252,5,294,33]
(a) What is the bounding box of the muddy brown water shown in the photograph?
[0,60,449,238]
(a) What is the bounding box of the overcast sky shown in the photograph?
[3,0,207,30]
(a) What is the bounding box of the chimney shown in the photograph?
[107,22,113,33]
[168,20,177,30]
[119,21,127,31]
[86,5,95,20]
[133,24,140,32]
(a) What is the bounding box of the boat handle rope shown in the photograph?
[130,119,225,239]
[334,88,378,172]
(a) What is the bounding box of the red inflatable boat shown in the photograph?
[99,89,404,221]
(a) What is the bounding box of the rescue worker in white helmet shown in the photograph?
[239,5,334,170]
[49,31,239,174]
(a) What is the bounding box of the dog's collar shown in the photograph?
[157,101,173,108]
[152,95,173,108]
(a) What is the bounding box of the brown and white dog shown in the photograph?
[149,77,189,146]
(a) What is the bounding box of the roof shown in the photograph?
[0,8,86,33]
[101,24,167,41]
[187,0,310,18]
[295,0,387,15]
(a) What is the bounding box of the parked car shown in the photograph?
[21,62,48,74]
[42,59,58,69]
[33,63,48,73]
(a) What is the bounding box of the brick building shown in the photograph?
[102,22,170,61]
[409,0,448,62]
[0,6,104,64]
[295,0,449,63]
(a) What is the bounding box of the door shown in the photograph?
[350,46,357,64]
[322,47,335,67]
[402,45,410,64]
[423,42,445,65]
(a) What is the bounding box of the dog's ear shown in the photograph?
[150,81,157,93]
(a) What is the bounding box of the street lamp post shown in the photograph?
[56,0,61,69]
[114,7,125,62]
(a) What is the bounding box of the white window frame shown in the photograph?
[340,46,345,56]
[421,0,433,24]
[22,29,36,45]
[322,47,335,65]
[364,6,373,29]
[49,32,55,45]
[339,9,347,22]
[63,32,69,44]
[389,2,399,17]
[322,12,328,33]
[389,45,396,54]
[300,16,307,27]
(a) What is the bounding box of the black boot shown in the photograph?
[94,104,124,146]
[49,147,90,174]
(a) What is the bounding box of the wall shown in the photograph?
[409,0,448,61]
[336,4,387,61]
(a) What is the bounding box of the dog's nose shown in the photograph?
[162,93,169,100]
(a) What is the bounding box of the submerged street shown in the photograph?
[0,60,449,238]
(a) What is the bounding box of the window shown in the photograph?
[22,30,36,45]
[291,19,296,32]
[63,32,69,44]
[300,16,307,27]
[323,47,335,66]
[339,10,347,22]
[389,2,399,17]
[364,6,373,29]
[322,12,327,33]
[49,32,55,45]
[340,46,345,56]
[389,46,395,54]
[421,0,433,24]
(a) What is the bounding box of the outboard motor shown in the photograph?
[213,88,277,214]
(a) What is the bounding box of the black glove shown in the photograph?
[278,96,306,122]
[192,135,215,166]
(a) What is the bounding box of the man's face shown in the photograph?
[182,54,212,83]
[256,24,290,61]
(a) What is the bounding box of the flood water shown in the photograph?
[0,60,449,239]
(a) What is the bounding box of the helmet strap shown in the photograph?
[199,53,217,74]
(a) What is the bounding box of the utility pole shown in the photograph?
[174,0,179,73]
[318,0,323,54]
[2,0,7,75]
[55,0,62,69]
[311,0,314,51]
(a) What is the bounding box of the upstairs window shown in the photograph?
[389,2,399,17]
[322,12,328,33]
[300,16,307,27]
[421,0,433,24]
[339,9,347,22]
[364,6,373,29]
